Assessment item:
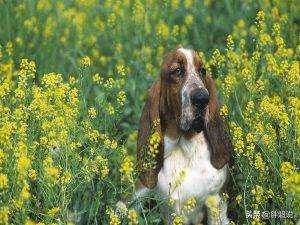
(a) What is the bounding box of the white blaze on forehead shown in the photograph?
[177,48,196,74]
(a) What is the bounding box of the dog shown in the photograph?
[136,48,233,224]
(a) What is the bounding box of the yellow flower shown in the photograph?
[128,209,138,225]
[223,74,236,98]
[171,25,180,40]
[0,207,9,225]
[110,140,118,150]
[0,173,8,189]
[95,155,109,179]
[106,208,120,225]
[210,49,225,67]
[19,58,36,78]
[45,166,60,183]
[61,170,72,185]
[88,129,100,142]
[93,73,102,84]
[24,219,36,225]
[156,21,169,40]
[43,157,60,183]
[282,172,300,197]
[37,0,51,11]
[88,107,97,118]
[107,103,115,115]
[235,195,242,204]
[174,170,186,188]
[5,42,13,56]
[104,77,114,88]
[251,185,264,204]
[28,169,37,180]
[172,215,183,225]
[184,0,192,8]
[80,56,91,67]
[129,131,137,142]
[255,11,265,29]
[17,154,30,176]
[148,131,160,158]
[116,64,126,76]
[251,218,265,225]
[117,91,126,106]
[226,35,234,51]
[107,13,116,27]
[222,192,229,201]
[120,156,134,182]
[255,79,265,93]
[254,153,266,172]
[220,105,228,117]
[280,161,294,178]
[47,207,60,217]
[205,195,219,217]
[230,122,244,156]
[259,33,272,46]
[20,182,31,201]
[184,14,193,25]
[183,197,197,213]
[41,72,63,88]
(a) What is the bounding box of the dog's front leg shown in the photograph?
[205,194,229,225]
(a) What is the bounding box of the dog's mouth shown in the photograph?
[180,105,207,133]
[189,115,205,132]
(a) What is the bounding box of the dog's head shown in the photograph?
[160,48,211,133]
[137,48,232,188]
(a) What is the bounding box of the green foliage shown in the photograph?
[0,0,299,224]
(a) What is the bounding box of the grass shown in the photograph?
[0,0,299,224]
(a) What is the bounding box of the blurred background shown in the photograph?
[0,0,299,224]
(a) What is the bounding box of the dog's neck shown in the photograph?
[163,131,208,160]
[163,122,206,159]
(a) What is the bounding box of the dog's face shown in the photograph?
[161,48,209,133]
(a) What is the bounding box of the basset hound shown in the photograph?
[136,48,233,224]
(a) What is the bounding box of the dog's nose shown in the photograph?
[190,88,210,107]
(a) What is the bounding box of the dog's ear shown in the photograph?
[137,78,164,189]
[204,75,233,169]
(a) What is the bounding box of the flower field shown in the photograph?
[0,0,299,224]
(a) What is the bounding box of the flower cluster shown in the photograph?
[211,5,299,223]
[0,42,127,224]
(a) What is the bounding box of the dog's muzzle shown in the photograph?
[190,88,209,132]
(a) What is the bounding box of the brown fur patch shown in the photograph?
[204,75,233,169]
[136,78,164,188]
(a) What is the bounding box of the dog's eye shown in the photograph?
[175,68,183,76]
[199,67,206,77]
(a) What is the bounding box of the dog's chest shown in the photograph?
[157,132,227,203]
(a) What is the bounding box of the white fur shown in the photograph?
[156,132,229,224]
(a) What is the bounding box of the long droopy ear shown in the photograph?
[137,78,164,189]
[204,75,233,169]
